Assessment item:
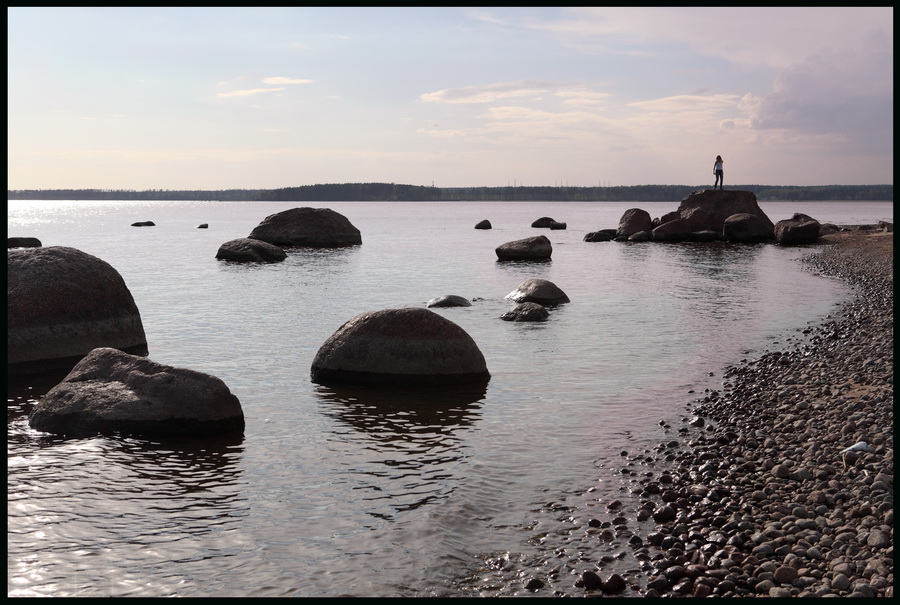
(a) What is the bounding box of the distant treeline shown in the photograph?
[8,183,893,202]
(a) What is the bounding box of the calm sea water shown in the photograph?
[7,199,893,597]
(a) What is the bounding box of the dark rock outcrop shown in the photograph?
[8,237,41,248]
[310,307,490,387]
[131,221,155,227]
[723,213,775,243]
[500,302,549,322]
[426,295,472,308]
[215,237,287,263]
[28,347,244,438]
[531,217,557,228]
[505,278,570,306]
[8,246,148,378]
[197,223,209,229]
[673,189,774,235]
[775,213,821,245]
[496,235,552,261]
[549,221,567,230]
[248,207,362,248]
[475,219,492,230]
[617,208,653,238]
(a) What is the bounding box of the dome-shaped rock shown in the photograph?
[426,294,472,308]
[8,246,148,378]
[475,219,492,230]
[310,307,490,387]
[505,278,569,305]
[531,217,557,228]
[216,237,287,263]
[28,347,244,438]
[131,221,155,227]
[495,235,552,261]
[248,207,361,248]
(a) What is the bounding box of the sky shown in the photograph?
[7,7,894,190]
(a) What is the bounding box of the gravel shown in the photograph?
[457,229,892,598]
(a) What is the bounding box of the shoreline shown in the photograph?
[459,229,892,598]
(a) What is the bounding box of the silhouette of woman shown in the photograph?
[713,155,724,190]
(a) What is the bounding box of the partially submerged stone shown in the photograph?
[500,302,550,322]
[426,294,472,308]
[505,278,570,305]
[248,207,362,247]
[28,347,244,438]
[215,237,287,263]
[496,235,552,261]
[8,246,148,378]
[310,307,490,387]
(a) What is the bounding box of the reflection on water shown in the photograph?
[314,383,485,518]
[8,429,247,597]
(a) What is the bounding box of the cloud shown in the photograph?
[420,80,567,104]
[744,32,893,152]
[262,76,313,85]
[217,88,286,98]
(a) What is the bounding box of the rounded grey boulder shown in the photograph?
[495,235,552,261]
[8,246,148,378]
[216,237,287,263]
[310,307,490,387]
[28,347,244,438]
[505,278,570,305]
[248,207,362,247]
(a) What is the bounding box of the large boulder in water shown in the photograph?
[248,207,361,247]
[310,307,490,387]
[670,190,774,236]
[617,208,653,238]
[495,235,552,261]
[215,237,287,263]
[28,347,244,438]
[8,246,148,378]
[505,278,570,306]
[775,213,821,245]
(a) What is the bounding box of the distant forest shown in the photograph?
[7,183,893,202]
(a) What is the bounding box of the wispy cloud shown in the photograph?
[263,76,313,85]
[218,88,286,98]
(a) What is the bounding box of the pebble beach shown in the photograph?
[462,228,892,598]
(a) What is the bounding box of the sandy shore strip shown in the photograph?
[458,228,892,598]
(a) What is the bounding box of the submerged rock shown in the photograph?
[426,294,472,308]
[215,237,287,263]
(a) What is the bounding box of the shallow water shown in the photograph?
[7,199,891,596]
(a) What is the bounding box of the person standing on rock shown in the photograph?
[713,155,724,190]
